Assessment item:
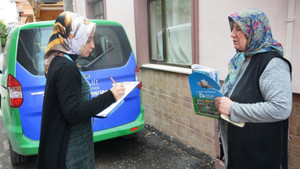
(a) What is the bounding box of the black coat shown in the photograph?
[36,55,115,169]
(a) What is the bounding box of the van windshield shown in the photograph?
[17,25,132,75]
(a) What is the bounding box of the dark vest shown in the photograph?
[227,52,291,169]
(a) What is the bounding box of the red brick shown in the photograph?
[289,154,300,169]
[293,94,300,103]
[290,114,297,126]
[290,126,297,135]
[290,135,300,147]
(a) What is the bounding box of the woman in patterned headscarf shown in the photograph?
[214,9,292,169]
[36,12,125,169]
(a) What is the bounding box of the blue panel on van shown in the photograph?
[16,62,45,140]
[84,53,141,131]
[16,52,140,140]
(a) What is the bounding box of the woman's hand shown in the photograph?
[214,97,232,116]
[110,83,126,100]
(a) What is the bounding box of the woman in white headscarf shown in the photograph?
[36,12,125,169]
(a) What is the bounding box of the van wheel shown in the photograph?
[9,142,27,165]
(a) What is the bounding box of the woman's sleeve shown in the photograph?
[230,57,292,123]
[55,64,115,124]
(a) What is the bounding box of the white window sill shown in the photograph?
[141,64,192,75]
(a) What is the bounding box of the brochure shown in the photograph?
[95,81,139,118]
[189,64,245,127]
[189,72,223,119]
[191,64,219,85]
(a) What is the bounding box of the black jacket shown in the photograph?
[36,56,115,169]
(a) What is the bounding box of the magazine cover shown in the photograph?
[189,72,223,119]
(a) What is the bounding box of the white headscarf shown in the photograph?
[67,13,95,55]
[44,12,96,75]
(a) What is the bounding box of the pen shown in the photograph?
[110,77,117,85]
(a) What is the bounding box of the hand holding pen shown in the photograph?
[110,77,125,100]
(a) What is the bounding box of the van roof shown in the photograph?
[19,20,123,30]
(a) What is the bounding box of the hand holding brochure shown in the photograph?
[189,64,245,127]
[96,81,139,118]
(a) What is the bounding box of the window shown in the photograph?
[17,27,52,76]
[148,0,192,66]
[93,0,104,19]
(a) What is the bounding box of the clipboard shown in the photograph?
[95,81,139,118]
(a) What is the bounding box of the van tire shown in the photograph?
[9,142,27,165]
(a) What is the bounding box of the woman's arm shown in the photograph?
[55,63,115,124]
[230,58,292,123]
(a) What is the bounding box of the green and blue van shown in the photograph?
[0,20,144,164]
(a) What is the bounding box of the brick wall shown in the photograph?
[141,68,216,157]
[141,68,300,168]
[289,94,300,169]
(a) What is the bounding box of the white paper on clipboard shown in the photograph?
[95,81,139,118]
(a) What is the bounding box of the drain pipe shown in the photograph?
[285,0,295,61]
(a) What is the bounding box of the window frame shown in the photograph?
[93,0,104,19]
[86,0,106,20]
[147,0,199,67]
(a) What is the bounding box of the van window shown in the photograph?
[17,25,131,75]
[17,27,52,76]
[76,25,132,72]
